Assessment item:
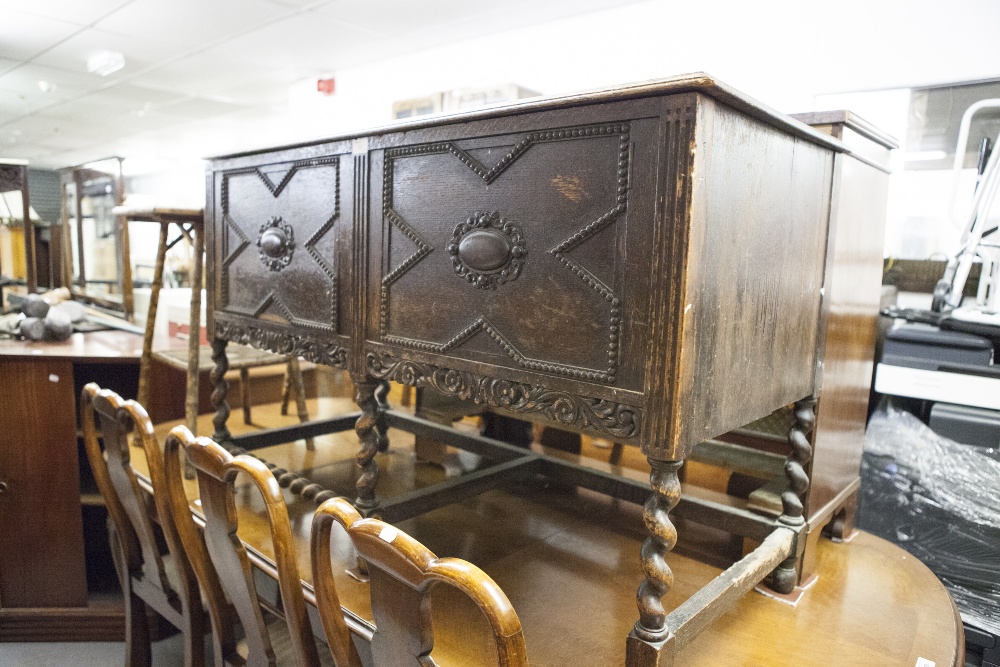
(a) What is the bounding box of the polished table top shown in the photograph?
[145,398,963,667]
[0,328,185,361]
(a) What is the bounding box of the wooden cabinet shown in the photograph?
[0,357,87,610]
[0,331,167,641]
[205,74,874,665]
[210,78,838,459]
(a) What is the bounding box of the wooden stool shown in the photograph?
[154,343,311,431]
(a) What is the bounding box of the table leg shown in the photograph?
[185,221,204,438]
[626,457,683,666]
[211,337,233,447]
[374,379,389,453]
[240,368,251,424]
[288,357,314,450]
[354,378,388,517]
[136,222,169,409]
[772,397,816,594]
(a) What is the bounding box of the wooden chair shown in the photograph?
[161,426,243,667]
[312,498,529,667]
[80,383,206,667]
[180,434,356,667]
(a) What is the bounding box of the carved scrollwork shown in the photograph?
[216,321,347,368]
[257,215,295,272]
[366,351,639,439]
[447,211,526,290]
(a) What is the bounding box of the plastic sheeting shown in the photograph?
[861,402,1000,637]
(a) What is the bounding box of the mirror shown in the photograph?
[0,159,38,297]
[60,157,133,319]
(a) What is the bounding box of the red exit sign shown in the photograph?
[317,78,335,95]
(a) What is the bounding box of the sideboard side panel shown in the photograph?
[665,94,834,458]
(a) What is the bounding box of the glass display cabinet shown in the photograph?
[59,157,133,320]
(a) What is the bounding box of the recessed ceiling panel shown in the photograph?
[133,51,280,96]
[156,96,249,119]
[205,12,376,71]
[315,0,497,38]
[0,62,105,100]
[31,27,177,77]
[95,0,293,50]
[91,82,190,109]
[0,8,81,61]
[0,88,60,117]
[0,0,134,27]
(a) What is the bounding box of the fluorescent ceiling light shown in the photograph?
[87,51,125,76]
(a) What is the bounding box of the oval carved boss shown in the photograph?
[257,216,295,272]
[447,211,526,290]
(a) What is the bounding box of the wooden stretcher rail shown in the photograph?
[667,527,796,649]
[231,413,360,451]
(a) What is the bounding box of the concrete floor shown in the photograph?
[0,633,186,666]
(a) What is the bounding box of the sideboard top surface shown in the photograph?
[208,72,844,162]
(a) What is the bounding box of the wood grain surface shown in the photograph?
[143,401,963,667]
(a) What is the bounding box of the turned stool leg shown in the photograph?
[280,365,293,416]
[240,367,251,425]
[288,357,313,450]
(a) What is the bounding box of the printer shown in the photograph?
[875,320,1000,450]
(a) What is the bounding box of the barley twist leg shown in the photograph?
[634,458,683,641]
[210,337,232,446]
[354,379,382,517]
[773,397,816,594]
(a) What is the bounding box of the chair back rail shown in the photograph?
[80,383,204,666]
[164,427,242,666]
[313,498,529,667]
[184,437,334,667]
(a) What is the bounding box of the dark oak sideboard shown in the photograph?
[205,73,846,665]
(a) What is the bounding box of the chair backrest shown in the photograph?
[79,383,199,626]
[312,498,529,667]
[162,426,241,667]
[182,436,346,667]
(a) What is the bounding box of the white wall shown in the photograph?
[285,0,1000,140]
[130,0,1000,260]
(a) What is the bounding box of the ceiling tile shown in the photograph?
[0,0,134,27]
[0,8,82,61]
[155,96,249,118]
[131,51,281,96]
[88,82,191,110]
[211,70,295,106]
[0,62,106,104]
[38,95,190,133]
[315,0,485,38]
[0,57,21,77]
[204,11,377,72]
[95,0,293,51]
[30,27,177,79]
[0,88,62,118]
[262,0,333,8]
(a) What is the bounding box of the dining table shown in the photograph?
[137,397,965,667]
